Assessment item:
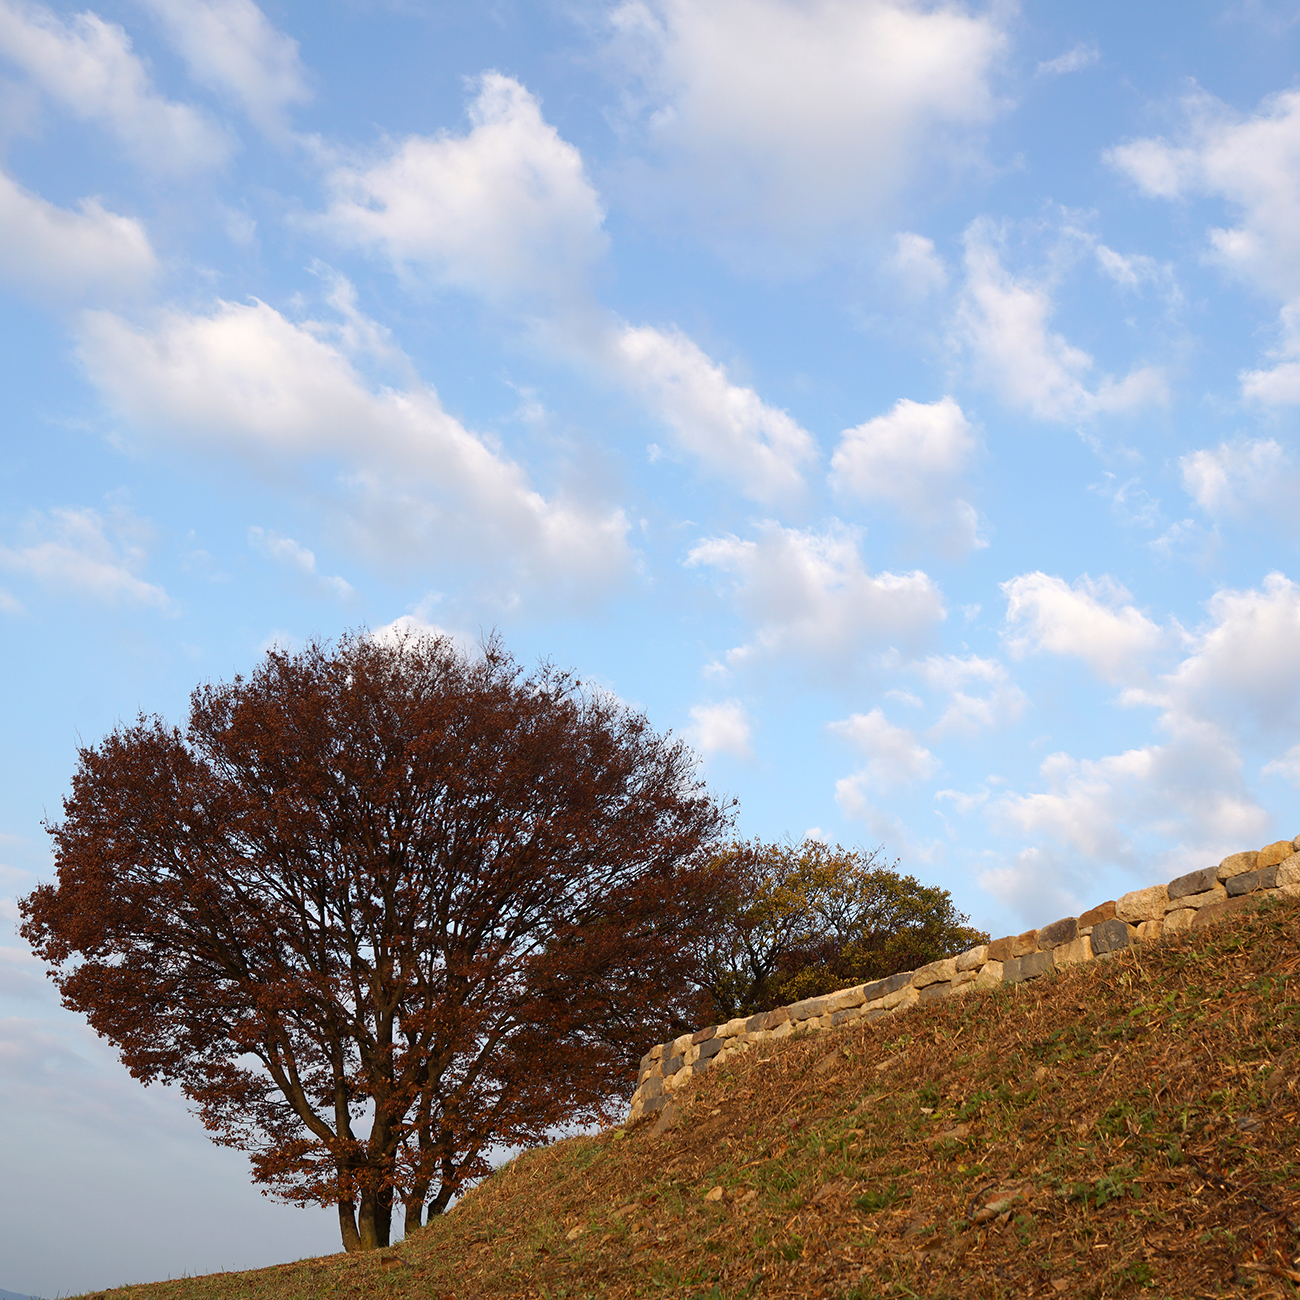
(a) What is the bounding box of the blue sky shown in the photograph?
[4,0,1300,1292]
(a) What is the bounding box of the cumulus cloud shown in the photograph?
[0,169,156,303]
[1149,572,1300,739]
[607,0,1007,259]
[831,708,939,824]
[319,73,606,312]
[75,297,630,605]
[1107,87,1300,300]
[0,505,171,608]
[1106,87,1300,397]
[886,231,948,299]
[829,396,983,554]
[137,0,309,135]
[992,718,1267,876]
[0,0,230,171]
[1263,743,1300,787]
[1002,571,1164,685]
[686,699,753,759]
[954,220,1166,421]
[686,520,945,666]
[1180,437,1300,522]
[247,527,351,598]
[613,324,815,500]
[991,571,1300,894]
[1036,43,1099,77]
[914,653,1027,738]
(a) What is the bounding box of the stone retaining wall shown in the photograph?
[625,836,1300,1127]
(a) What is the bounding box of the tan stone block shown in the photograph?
[1117,884,1169,922]
[672,1033,694,1056]
[974,961,1004,989]
[825,985,867,1014]
[882,984,919,1011]
[1277,854,1300,893]
[769,1020,795,1039]
[1168,883,1228,911]
[1163,908,1195,933]
[955,944,988,971]
[1078,901,1116,930]
[1294,834,1300,851]
[1259,840,1296,868]
[1217,850,1259,880]
[912,958,958,988]
[950,967,977,988]
[1053,935,1092,967]
[1136,918,1163,942]
[720,1017,748,1038]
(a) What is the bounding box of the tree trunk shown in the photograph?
[403,1185,428,1236]
[357,1187,393,1250]
[338,1199,363,1253]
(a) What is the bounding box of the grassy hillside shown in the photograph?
[76,896,1300,1300]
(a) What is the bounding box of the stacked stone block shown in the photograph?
[625,836,1300,1127]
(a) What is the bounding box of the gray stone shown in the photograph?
[918,981,952,1004]
[1168,866,1219,899]
[1003,950,1054,983]
[744,1012,768,1033]
[831,1006,865,1028]
[662,1054,685,1077]
[639,1075,663,1100]
[697,1037,725,1061]
[1226,865,1279,897]
[691,1025,716,1044]
[764,1006,790,1030]
[1089,917,1132,954]
[1037,917,1077,949]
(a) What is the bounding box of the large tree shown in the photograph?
[695,838,988,1020]
[21,632,731,1251]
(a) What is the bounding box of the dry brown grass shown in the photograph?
[75,895,1300,1300]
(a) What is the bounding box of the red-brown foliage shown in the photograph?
[20,631,732,1253]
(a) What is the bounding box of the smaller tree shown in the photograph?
[694,839,988,1020]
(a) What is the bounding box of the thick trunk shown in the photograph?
[357,1187,393,1250]
[338,1200,363,1253]
[403,1185,429,1236]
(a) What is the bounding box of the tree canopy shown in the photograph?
[21,631,732,1251]
[694,838,988,1020]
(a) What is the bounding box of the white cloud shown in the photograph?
[992,717,1267,875]
[0,587,23,614]
[1180,437,1300,521]
[1036,43,1099,77]
[990,571,1300,893]
[608,0,1007,259]
[686,699,753,759]
[829,396,983,554]
[247,527,352,598]
[954,220,1166,421]
[914,653,1026,738]
[0,505,171,608]
[1107,87,1300,396]
[319,73,814,503]
[1240,302,1300,403]
[0,168,156,303]
[137,0,309,134]
[686,520,945,666]
[76,298,630,605]
[1107,87,1300,300]
[613,324,816,500]
[319,73,606,312]
[831,707,939,785]
[1149,572,1300,739]
[0,0,230,171]
[886,231,948,299]
[1263,743,1300,787]
[1001,571,1164,685]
